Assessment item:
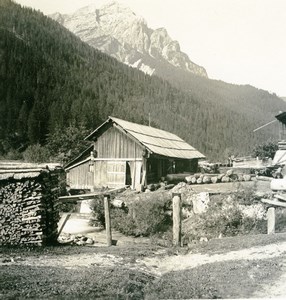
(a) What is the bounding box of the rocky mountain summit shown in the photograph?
[50,1,207,77]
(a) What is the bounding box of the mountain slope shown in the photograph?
[1,0,286,161]
[50,2,207,78]
[50,1,286,140]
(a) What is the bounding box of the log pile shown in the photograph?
[0,162,63,246]
[58,233,95,246]
[185,169,252,185]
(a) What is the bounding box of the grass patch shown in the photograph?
[144,257,284,299]
[2,234,286,299]
[0,243,161,258]
[187,232,286,255]
[0,265,154,299]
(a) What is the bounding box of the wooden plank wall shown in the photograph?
[66,160,94,190]
[68,126,148,189]
[94,126,143,159]
[106,161,126,187]
[93,161,108,187]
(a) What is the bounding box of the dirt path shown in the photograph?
[254,267,286,298]
[7,241,286,273]
[3,239,286,298]
[142,241,286,276]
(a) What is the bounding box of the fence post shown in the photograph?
[172,192,182,246]
[104,194,112,246]
[267,207,275,234]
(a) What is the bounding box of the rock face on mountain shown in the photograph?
[50,1,207,77]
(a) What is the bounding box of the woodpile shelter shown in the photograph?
[0,161,63,246]
[65,117,205,190]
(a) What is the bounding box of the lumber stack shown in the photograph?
[185,170,252,185]
[0,163,63,246]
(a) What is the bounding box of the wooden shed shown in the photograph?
[273,112,286,165]
[65,117,205,190]
[0,161,63,246]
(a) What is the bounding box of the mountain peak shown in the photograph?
[100,0,135,13]
[75,1,137,19]
[50,1,207,77]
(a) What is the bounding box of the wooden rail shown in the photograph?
[58,187,126,202]
[262,191,286,234]
[57,186,126,246]
[58,187,184,247]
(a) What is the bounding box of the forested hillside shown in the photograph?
[0,0,285,162]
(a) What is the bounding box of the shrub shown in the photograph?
[182,190,267,244]
[90,196,106,227]
[124,194,172,236]
[253,141,278,160]
[2,149,23,160]
[232,182,261,205]
[90,191,172,237]
[22,143,51,163]
[275,208,286,233]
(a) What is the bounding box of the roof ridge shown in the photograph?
[125,128,184,142]
[110,116,174,134]
[142,141,197,151]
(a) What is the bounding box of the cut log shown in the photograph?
[261,198,286,208]
[221,176,230,183]
[185,175,193,184]
[202,176,211,184]
[165,184,175,190]
[271,179,286,191]
[111,199,124,208]
[256,176,273,181]
[191,177,197,184]
[273,194,286,202]
[243,174,251,181]
[211,176,218,184]
[166,173,190,183]
[217,174,224,181]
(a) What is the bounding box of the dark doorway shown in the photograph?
[125,162,132,186]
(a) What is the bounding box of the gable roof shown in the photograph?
[86,116,205,160]
[275,111,286,125]
[64,145,93,169]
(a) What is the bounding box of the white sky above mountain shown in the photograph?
[15,0,286,96]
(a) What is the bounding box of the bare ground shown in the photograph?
[0,180,281,299]
[1,232,286,299]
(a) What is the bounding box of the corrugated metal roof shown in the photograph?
[86,117,205,159]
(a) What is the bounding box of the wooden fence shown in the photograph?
[58,188,184,247]
[58,187,126,246]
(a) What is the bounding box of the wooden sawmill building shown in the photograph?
[273,111,286,165]
[65,117,205,190]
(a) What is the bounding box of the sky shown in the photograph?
[15,0,286,96]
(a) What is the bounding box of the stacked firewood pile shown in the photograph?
[185,169,252,185]
[0,162,64,246]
